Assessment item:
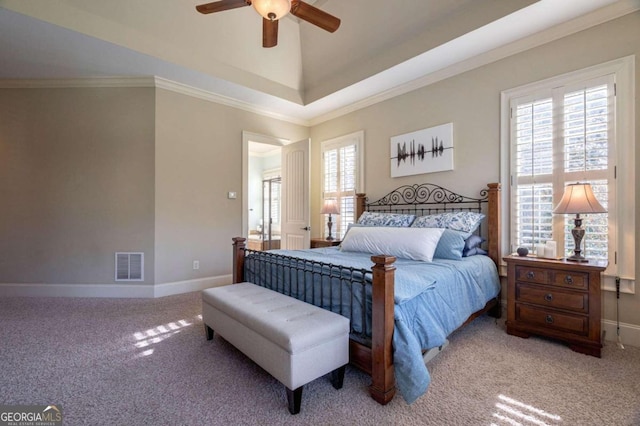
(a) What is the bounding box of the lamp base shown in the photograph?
[326,215,334,241]
[567,215,589,262]
[566,254,589,263]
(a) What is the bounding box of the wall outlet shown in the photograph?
[193,260,199,270]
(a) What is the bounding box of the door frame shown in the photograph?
[242,131,289,238]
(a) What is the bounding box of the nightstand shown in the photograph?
[504,255,607,357]
[310,238,341,248]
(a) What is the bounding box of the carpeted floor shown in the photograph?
[1,291,639,425]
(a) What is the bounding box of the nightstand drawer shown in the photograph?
[515,304,588,335]
[549,270,588,290]
[515,266,547,284]
[516,283,588,314]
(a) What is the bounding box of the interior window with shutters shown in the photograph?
[321,131,365,240]
[502,57,635,293]
[513,81,611,260]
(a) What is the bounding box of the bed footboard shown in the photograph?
[231,237,398,404]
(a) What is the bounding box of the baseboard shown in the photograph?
[0,275,232,298]
[153,275,232,298]
[0,282,154,298]
[602,319,640,348]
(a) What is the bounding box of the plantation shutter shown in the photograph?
[510,75,614,262]
[321,132,364,240]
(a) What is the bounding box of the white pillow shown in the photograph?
[340,226,445,262]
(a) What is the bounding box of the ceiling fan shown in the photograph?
[196,0,341,48]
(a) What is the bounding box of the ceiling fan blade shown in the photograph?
[290,0,340,33]
[196,0,250,14]
[263,18,278,48]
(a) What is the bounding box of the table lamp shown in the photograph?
[320,199,340,241]
[553,182,606,262]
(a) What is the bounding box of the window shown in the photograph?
[321,131,365,240]
[501,56,635,293]
[513,80,611,260]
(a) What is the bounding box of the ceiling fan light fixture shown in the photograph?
[252,0,291,21]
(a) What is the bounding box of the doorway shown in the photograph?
[242,132,311,250]
[242,132,287,241]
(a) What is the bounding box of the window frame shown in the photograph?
[320,130,365,240]
[500,56,635,293]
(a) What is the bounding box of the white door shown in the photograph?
[281,139,310,249]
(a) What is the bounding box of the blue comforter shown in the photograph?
[252,247,500,404]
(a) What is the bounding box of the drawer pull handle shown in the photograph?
[526,271,535,279]
[544,293,553,302]
[565,275,573,284]
[545,315,554,324]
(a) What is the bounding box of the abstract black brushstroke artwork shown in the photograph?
[390,123,454,178]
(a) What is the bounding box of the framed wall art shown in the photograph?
[390,122,454,178]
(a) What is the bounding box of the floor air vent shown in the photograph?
[115,252,144,281]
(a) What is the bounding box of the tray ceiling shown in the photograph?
[0,0,635,124]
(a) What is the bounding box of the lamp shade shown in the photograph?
[553,183,607,215]
[252,0,291,20]
[320,199,340,215]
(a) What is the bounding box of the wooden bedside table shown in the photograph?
[310,238,341,248]
[504,255,607,357]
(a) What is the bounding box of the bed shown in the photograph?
[231,182,502,404]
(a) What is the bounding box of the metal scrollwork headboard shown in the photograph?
[363,183,488,216]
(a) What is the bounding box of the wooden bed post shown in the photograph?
[486,183,501,267]
[232,237,246,284]
[369,255,396,405]
[356,193,367,222]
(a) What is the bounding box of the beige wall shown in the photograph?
[309,12,640,326]
[0,86,308,291]
[0,87,156,285]
[153,88,308,284]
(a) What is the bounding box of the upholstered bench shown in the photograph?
[201,282,350,414]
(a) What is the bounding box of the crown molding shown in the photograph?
[0,76,156,89]
[0,75,311,126]
[153,77,310,126]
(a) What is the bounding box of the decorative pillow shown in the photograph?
[357,211,416,227]
[463,247,488,257]
[463,234,484,251]
[340,226,444,262]
[433,229,467,260]
[411,211,485,237]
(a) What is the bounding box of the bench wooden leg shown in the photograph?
[286,386,303,414]
[204,324,214,340]
[329,365,346,390]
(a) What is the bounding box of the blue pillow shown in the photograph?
[462,235,486,257]
[433,229,466,260]
[463,247,488,257]
[464,234,484,251]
